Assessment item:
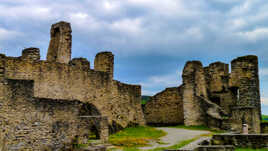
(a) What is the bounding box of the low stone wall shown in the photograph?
[211,134,268,148]
[197,145,234,151]
[261,123,268,133]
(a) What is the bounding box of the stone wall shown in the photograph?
[204,62,235,114]
[211,134,268,149]
[145,55,261,133]
[143,86,184,125]
[0,21,145,150]
[0,79,108,150]
[261,123,268,133]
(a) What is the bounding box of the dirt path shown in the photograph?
[139,127,211,150]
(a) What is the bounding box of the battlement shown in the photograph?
[0,21,145,150]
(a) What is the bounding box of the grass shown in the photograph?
[109,126,166,148]
[236,149,268,151]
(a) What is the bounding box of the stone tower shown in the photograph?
[47,21,72,64]
[94,52,114,78]
[182,61,208,126]
[229,55,261,133]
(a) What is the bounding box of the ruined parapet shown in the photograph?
[21,47,40,61]
[182,61,208,126]
[204,62,229,93]
[94,52,114,78]
[229,55,261,133]
[69,58,90,70]
[47,21,72,64]
[204,62,235,114]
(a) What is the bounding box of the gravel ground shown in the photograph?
[139,127,210,150]
[179,137,211,150]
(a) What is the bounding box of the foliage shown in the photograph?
[262,115,268,123]
[109,126,166,147]
[141,95,151,104]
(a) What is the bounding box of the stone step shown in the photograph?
[197,145,234,151]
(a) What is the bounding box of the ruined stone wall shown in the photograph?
[148,55,261,132]
[182,61,208,126]
[143,86,184,125]
[261,123,268,133]
[0,53,144,132]
[204,62,235,114]
[0,79,108,150]
[0,21,144,150]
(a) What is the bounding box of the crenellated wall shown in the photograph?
[0,21,145,150]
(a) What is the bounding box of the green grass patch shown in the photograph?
[167,125,224,133]
[236,148,268,151]
[109,126,166,147]
[262,115,268,123]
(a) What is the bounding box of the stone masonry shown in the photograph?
[144,55,262,133]
[0,21,145,150]
[144,86,184,125]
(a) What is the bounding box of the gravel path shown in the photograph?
[139,128,211,150]
[179,137,211,150]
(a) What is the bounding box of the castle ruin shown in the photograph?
[0,21,145,150]
[0,21,264,150]
[144,55,262,133]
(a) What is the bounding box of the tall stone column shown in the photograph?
[47,21,72,64]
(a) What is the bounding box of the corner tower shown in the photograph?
[47,21,72,64]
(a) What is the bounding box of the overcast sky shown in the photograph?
[0,0,268,114]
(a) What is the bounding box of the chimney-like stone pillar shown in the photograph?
[47,21,72,64]
[94,52,114,78]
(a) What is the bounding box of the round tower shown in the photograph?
[229,55,261,133]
